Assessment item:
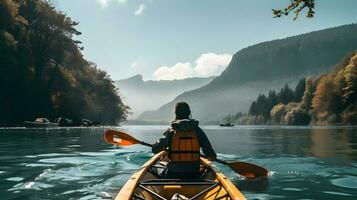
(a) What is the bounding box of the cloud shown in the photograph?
[97,0,110,8]
[131,61,138,68]
[152,53,232,80]
[97,0,127,8]
[153,63,194,80]
[134,4,146,15]
[194,53,232,76]
[96,0,148,16]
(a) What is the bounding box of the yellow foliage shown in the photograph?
[334,68,345,94]
[270,103,286,124]
[343,53,357,105]
[312,75,335,113]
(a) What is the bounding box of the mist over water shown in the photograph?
[0,126,357,199]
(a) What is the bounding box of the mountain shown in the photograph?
[115,75,214,118]
[138,24,357,122]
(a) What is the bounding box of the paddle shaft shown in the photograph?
[104,129,268,178]
[140,141,153,148]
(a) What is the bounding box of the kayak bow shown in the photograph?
[115,151,247,200]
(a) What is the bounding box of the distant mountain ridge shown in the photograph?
[138,24,357,122]
[115,75,214,118]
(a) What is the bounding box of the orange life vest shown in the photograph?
[169,128,200,162]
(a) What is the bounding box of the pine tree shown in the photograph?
[256,94,267,116]
[294,78,306,102]
[278,84,295,104]
[249,101,258,116]
[300,78,314,112]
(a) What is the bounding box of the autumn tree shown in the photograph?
[0,0,129,126]
[273,0,315,20]
[341,54,357,124]
[311,75,339,123]
[333,69,346,113]
[284,106,310,125]
[271,104,286,124]
[343,54,357,108]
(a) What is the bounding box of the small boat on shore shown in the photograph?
[81,119,99,126]
[55,117,75,127]
[24,118,59,128]
[219,123,234,127]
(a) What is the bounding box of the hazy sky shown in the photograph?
[53,0,357,80]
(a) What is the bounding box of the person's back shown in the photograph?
[152,102,216,178]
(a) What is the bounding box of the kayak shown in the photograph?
[115,151,247,200]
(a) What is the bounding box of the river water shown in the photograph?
[0,126,357,200]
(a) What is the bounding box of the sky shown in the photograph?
[53,0,357,81]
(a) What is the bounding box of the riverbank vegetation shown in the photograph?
[0,0,129,126]
[224,51,357,125]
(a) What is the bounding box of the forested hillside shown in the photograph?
[138,24,357,122]
[213,24,357,87]
[0,0,128,126]
[230,51,357,125]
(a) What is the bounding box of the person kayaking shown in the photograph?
[152,101,217,178]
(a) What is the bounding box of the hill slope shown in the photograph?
[138,24,357,122]
[115,75,214,118]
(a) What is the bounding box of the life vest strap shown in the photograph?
[178,137,194,139]
[169,150,200,154]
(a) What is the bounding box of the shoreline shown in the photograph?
[1,125,357,130]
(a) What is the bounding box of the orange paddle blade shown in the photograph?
[103,129,141,146]
[227,161,268,179]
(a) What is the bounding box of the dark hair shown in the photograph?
[175,102,191,119]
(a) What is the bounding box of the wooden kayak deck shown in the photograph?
[115,151,247,200]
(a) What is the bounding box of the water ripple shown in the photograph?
[331,176,357,189]
[1,126,357,200]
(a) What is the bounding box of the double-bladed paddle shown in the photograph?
[103,129,268,179]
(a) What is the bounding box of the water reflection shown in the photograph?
[309,128,357,161]
[203,126,357,163]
